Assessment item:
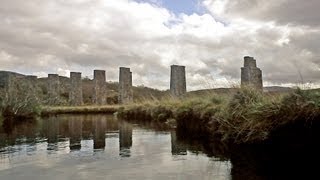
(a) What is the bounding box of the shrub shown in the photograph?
[0,77,41,119]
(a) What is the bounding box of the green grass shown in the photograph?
[117,87,320,144]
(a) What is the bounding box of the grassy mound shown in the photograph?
[117,87,320,144]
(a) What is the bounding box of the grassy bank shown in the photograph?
[41,105,120,116]
[117,88,320,144]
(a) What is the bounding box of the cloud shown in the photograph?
[203,0,320,27]
[0,0,319,91]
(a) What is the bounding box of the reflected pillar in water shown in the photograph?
[81,115,93,140]
[171,130,187,155]
[119,121,133,157]
[0,133,6,149]
[93,116,107,150]
[45,116,60,151]
[69,116,83,150]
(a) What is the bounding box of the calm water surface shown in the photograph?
[0,114,231,180]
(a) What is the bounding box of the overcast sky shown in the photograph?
[0,0,319,90]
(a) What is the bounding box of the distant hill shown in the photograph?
[263,86,294,92]
[186,88,238,97]
[186,86,297,97]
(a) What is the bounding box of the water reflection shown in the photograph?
[44,116,60,151]
[0,115,231,180]
[92,116,107,150]
[119,121,132,157]
[171,130,187,155]
[69,116,82,150]
[0,115,163,157]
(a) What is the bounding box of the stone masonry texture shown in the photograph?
[48,74,60,105]
[69,72,83,106]
[170,65,186,97]
[93,70,107,105]
[119,67,133,104]
[241,56,263,91]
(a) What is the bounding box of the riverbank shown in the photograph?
[1,87,319,144]
[117,88,320,144]
[41,105,120,116]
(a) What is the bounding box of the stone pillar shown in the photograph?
[69,72,83,106]
[93,70,107,105]
[48,74,60,105]
[119,67,133,104]
[129,72,133,102]
[241,56,263,91]
[170,65,186,97]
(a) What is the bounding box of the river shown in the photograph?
[0,114,231,180]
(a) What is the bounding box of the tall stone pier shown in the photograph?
[69,72,83,106]
[118,67,133,104]
[48,74,60,105]
[93,70,107,105]
[170,65,186,97]
[241,56,263,91]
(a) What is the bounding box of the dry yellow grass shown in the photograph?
[41,105,121,115]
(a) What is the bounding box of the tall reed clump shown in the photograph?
[117,93,229,139]
[117,100,179,124]
[216,87,320,143]
[175,95,228,139]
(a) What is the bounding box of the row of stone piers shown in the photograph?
[48,65,185,106]
[169,56,263,97]
[1,56,263,106]
[46,68,134,106]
